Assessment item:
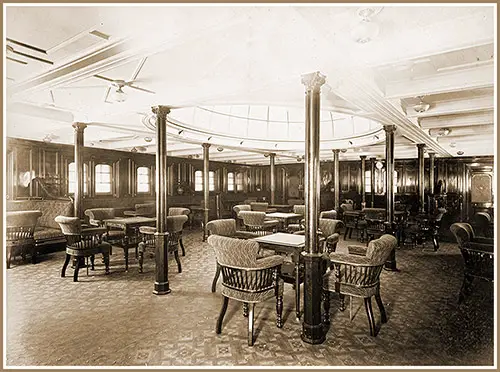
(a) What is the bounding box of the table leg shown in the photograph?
[295,260,301,320]
[123,235,129,272]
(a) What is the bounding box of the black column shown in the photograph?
[360,155,366,208]
[301,71,326,345]
[332,149,340,212]
[152,105,170,295]
[417,144,426,213]
[370,157,376,207]
[270,153,276,205]
[384,124,398,271]
[202,143,210,242]
[72,123,86,219]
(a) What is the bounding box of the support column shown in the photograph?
[384,124,398,271]
[270,153,276,205]
[429,152,435,195]
[417,144,426,213]
[301,71,326,345]
[332,149,340,212]
[202,143,210,242]
[370,157,376,207]
[72,123,87,219]
[152,105,170,295]
[360,155,366,208]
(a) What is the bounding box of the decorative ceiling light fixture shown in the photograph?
[412,96,431,113]
[111,86,127,103]
[217,147,224,152]
[351,7,382,44]
[449,142,457,148]
[457,151,464,156]
[376,160,384,170]
[144,136,152,142]
[340,148,347,153]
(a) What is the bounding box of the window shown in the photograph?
[209,171,215,191]
[68,162,88,194]
[227,172,235,191]
[236,172,244,192]
[137,167,150,193]
[95,164,112,194]
[194,170,203,191]
[194,170,215,191]
[365,170,371,193]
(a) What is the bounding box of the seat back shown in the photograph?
[84,208,115,224]
[239,211,266,228]
[293,204,306,216]
[207,235,259,268]
[365,234,397,266]
[362,208,386,221]
[250,202,269,212]
[135,203,156,217]
[168,207,190,216]
[233,204,251,217]
[166,215,189,234]
[206,219,237,237]
[343,211,359,228]
[55,215,83,246]
[319,218,343,237]
[450,222,472,248]
[320,210,337,219]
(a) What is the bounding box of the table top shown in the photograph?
[252,233,305,248]
[103,216,157,225]
[268,204,292,208]
[265,212,302,219]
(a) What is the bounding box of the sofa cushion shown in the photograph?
[34,227,65,242]
[8,200,73,229]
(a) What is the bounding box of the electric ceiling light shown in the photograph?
[217,147,224,152]
[449,142,457,148]
[457,151,464,155]
[413,96,431,113]
[351,8,382,44]
[111,86,127,103]
[340,149,347,153]
[144,136,152,142]
[376,160,384,170]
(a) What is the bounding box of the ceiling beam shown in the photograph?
[384,64,494,99]
[406,95,494,118]
[420,111,494,129]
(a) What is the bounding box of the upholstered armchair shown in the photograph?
[472,212,493,238]
[206,218,261,292]
[6,210,42,269]
[239,211,279,235]
[233,204,251,228]
[250,202,277,213]
[362,208,387,244]
[54,216,111,282]
[319,218,344,254]
[168,207,190,256]
[287,204,306,232]
[323,234,397,337]
[134,203,156,217]
[137,215,188,273]
[84,208,126,246]
[450,223,494,303]
[207,235,284,346]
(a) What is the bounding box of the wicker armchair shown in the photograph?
[6,210,42,269]
[54,216,111,282]
[450,223,494,303]
[287,204,306,232]
[239,211,279,235]
[168,207,190,256]
[137,215,188,273]
[207,235,284,346]
[323,234,397,337]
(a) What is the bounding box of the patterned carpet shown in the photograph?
[5,228,495,367]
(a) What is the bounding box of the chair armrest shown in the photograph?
[293,230,305,235]
[347,245,368,256]
[88,219,104,227]
[233,230,261,239]
[326,233,340,245]
[328,252,373,266]
[255,255,285,269]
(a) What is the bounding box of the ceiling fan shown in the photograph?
[6,38,53,65]
[94,57,155,103]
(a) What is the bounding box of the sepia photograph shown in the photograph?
[3,3,496,367]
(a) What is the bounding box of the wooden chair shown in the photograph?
[137,215,188,273]
[450,223,494,303]
[206,218,261,292]
[168,207,190,256]
[54,216,110,282]
[233,204,251,228]
[287,204,305,232]
[362,208,387,244]
[239,211,279,236]
[207,235,284,346]
[6,210,42,269]
[322,234,397,337]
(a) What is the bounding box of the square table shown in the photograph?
[265,212,302,232]
[252,233,306,319]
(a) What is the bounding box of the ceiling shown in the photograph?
[5,5,495,165]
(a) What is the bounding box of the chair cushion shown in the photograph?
[34,227,65,241]
[139,226,157,235]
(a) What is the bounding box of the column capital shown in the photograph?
[152,105,171,118]
[202,143,211,149]
[332,149,340,154]
[301,71,326,92]
[268,152,276,158]
[72,122,87,132]
[383,124,396,134]
[417,143,426,149]
[428,152,436,158]
[360,155,367,160]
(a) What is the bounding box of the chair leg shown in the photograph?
[31,246,37,264]
[173,249,182,273]
[61,253,71,277]
[344,228,348,240]
[276,295,283,328]
[211,263,221,292]
[216,296,229,334]
[375,292,387,323]
[348,228,353,239]
[90,255,95,270]
[124,249,129,272]
[243,303,249,317]
[339,294,346,311]
[364,297,376,337]
[322,290,330,325]
[180,238,186,256]
[138,242,145,273]
[6,246,12,269]
[248,303,255,346]
[73,257,81,282]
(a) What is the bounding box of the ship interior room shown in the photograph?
[3,3,497,368]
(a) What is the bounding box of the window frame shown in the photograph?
[94,163,113,195]
[136,166,151,194]
[68,162,88,195]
